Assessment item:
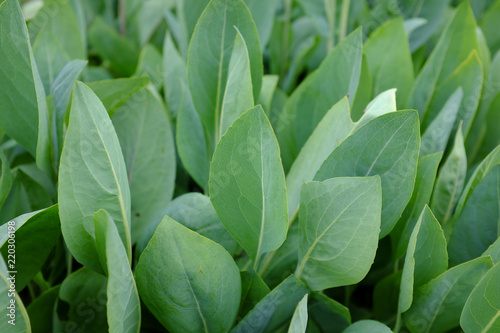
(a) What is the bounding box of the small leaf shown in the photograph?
[295,176,382,290]
[240,270,270,317]
[134,44,163,90]
[94,210,141,333]
[460,261,500,332]
[343,320,392,333]
[315,111,420,237]
[135,216,241,333]
[209,106,288,266]
[163,32,188,117]
[353,88,397,130]
[288,294,308,333]
[26,285,60,333]
[59,81,131,273]
[308,293,351,333]
[430,122,467,224]
[404,256,493,333]
[399,206,448,313]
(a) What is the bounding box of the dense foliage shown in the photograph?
[0,0,500,332]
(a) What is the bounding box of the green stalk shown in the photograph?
[280,0,292,85]
[325,0,337,51]
[339,0,351,41]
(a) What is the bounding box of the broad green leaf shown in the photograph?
[145,192,239,256]
[0,268,31,332]
[209,106,288,266]
[27,285,60,333]
[315,111,420,237]
[219,28,255,140]
[59,81,131,273]
[423,51,483,139]
[243,0,280,48]
[0,0,51,174]
[51,59,87,166]
[240,270,270,317]
[405,256,493,333]
[112,87,176,244]
[308,293,351,333]
[163,33,188,117]
[364,17,414,107]
[88,16,139,76]
[484,237,500,264]
[58,268,108,331]
[0,150,13,209]
[430,122,467,224]
[277,29,362,169]
[259,75,279,115]
[400,0,450,51]
[420,88,462,156]
[407,3,479,116]
[27,0,85,59]
[176,80,210,192]
[448,165,500,266]
[343,320,392,333]
[87,77,149,116]
[295,176,382,291]
[353,88,397,130]
[134,44,163,90]
[288,294,308,333]
[187,0,262,148]
[232,275,309,333]
[32,24,71,94]
[286,97,354,221]
[480,0,500,55]
[94,210,141,333]
[391,152,443,260]
[136,216,241,333]
[460,262,500,332]
[0,205,60,291]
[399,206,448,313]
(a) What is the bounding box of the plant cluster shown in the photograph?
[0,0,500,332]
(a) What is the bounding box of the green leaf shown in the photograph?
[420,88,462,156]
[399,206,448,313]
[391,152,443,260]
[0,0,51,174]
[404,256,493,333]
[423,51,483,139]
[407,3,479,116]
[146,192,239,256]
[288,294,308,333]
[125,0,174,46]
[88,16,139,76]
[343,320,392,333]
[94,209,141,333]
[364,17,414,107]
[51,59,87,166]
[219,28,255,140]
[307,293,351,333]
[59,81,131,273]
[27,285,60,333]
[243,0,280,48]
[112,87,176,244]
[176,80,211,192]
[163,32,188,117]
[480,0,500,55]
[0,205,60,291]
[0,267,31,332]
[277,28,362,169]
[430,122,467,224]
[187,0,263,148]
[136,216,241,333]
[57,268,108,331]
[315,111,420,237]
[295,176,382,291]
[87,77,149,116]
[209,106,288,266]
[134,44,163,90]
[286,97,354,221]
[484,237,500,264]
[240,270,271,317]
[232,275,309,333]
[448,165,500,265]
[460,261,500,332]
[0,150,13,209]
[258,75,279,116]
[353,88,397,130]
[373,270,402,323]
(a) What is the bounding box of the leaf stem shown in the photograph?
[394,312,402,333]
[339,0,350,41]
[119,0,126,36]
[325,0,336,51]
